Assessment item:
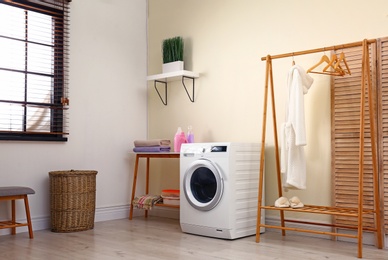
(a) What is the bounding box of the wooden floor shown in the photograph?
[0,216,387,259]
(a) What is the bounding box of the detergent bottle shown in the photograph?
[174,127,187,152]
[187,125,194,143]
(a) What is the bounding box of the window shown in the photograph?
[0,0,70,141]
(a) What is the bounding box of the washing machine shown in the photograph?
[180,142,265,239]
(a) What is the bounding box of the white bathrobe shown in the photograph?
[280,64,313,191]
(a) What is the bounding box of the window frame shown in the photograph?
[0,0,69,142]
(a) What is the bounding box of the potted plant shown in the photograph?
[162,36,184,73]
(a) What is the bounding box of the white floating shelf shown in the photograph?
[147,70,199,82]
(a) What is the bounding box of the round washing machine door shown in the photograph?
[183,158,224,211]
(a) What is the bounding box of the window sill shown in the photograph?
[0,134,68,142]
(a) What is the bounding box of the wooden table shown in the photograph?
[129,152,180,220]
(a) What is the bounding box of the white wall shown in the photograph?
[0,0,147,233]
[147,0,388,222]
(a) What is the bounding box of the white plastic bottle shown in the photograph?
[187,125,194,143]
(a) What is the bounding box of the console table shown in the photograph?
[129,152,180,220]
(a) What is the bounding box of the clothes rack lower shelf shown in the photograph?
[259,205,378,239]
[261,204,375,217]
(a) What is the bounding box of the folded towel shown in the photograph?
[134,139,171,147]
[133,146,171,153]
[133,195,162,210]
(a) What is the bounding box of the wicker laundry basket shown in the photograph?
[49,170,97,232]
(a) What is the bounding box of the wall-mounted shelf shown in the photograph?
[147,70,199,105]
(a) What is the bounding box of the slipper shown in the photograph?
[289,196,304,208]
[274,196,290,208]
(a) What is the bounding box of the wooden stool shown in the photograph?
[0,186,35,238]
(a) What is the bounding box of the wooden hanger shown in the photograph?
[323,54,346,75]
[334,52,351,75]
[307,53,345,76]
[307,54,330,73]
[323,54,338,71]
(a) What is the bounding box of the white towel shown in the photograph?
[280,65,313,191]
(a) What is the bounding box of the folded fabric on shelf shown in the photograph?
[133,194,162,210]
[133,146,171,153]
[134,139,171,147]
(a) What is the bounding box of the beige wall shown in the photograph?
[147,0,388,221]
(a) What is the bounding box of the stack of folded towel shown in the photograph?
[133,139,171,152]
[132,194,162,210]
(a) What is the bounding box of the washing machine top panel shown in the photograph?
[181,142,232,157]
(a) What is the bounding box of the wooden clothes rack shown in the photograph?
[255,39,383,258]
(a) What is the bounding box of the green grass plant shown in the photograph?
[162,36,184,63]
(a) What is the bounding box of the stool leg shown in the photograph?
[11,199,16,235]
[23,195,34,239]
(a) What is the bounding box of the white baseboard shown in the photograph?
[0,204,179,236]
[148,206,179,219]
[0,205,130,236]
[94,204,131,222]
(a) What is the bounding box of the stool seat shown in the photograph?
[0,186,35,238]
[0,186,35,196]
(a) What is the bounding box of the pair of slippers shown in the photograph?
[274,196,304,208]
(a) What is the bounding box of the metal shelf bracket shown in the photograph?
[154,80,167,105]
[147,71,199,105]
[182,76,195,103]
[153,76,196,105]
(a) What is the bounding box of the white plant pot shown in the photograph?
[162,61,184,73]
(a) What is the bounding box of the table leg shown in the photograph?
[11,200,16,235]
[145,157,150,218]
[129,154,140,220]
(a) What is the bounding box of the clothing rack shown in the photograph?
[255,39,383,258]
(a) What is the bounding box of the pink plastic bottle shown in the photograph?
[174,127,187,152]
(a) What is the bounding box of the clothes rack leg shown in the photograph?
[256,56,271,243]
[268,57,286,236]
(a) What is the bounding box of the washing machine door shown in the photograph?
[183,158,224,211]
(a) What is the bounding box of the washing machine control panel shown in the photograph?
[210,146,227,152]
